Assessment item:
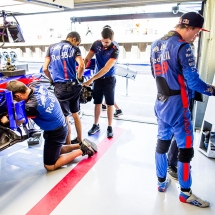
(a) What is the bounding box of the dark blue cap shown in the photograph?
[179,12,209,32]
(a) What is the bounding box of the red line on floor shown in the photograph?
[26,127,124,215]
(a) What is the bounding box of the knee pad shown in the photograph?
[178,148,194,163]
[156,139,171,154]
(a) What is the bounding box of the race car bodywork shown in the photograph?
[0,71,51,151]
[0,88,30,151]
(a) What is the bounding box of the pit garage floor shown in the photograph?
[0,115,215,215]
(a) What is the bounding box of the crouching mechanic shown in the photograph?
[150,12,213,207]
[6,80,97,171]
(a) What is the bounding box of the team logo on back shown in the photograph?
[152,46,160,53]
[53,45,61,51]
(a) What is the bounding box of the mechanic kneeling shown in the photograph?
[6,80,97,171]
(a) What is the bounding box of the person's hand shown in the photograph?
[50,79,54,86]
[0,116,9,124]
[83,79,93,87]
[78,76,84,83]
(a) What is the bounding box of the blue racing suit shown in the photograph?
[150,31,215,189]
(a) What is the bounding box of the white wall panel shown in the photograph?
[195,0,215,128]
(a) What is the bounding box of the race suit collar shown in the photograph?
[167,31,183,39]
[102,42,113,50]
[161,31,183,41]
[61,40,71,45]
[26,88,34,102]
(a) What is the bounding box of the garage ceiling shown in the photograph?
[0,0,203,15]
[73,0,202,10]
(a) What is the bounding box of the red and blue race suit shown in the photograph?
[150,31,215,189]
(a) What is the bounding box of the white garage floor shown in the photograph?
[0,115,215,215]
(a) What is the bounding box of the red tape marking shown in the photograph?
[26,127,124,215]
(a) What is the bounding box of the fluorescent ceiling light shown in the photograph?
[0,1,63,13]
[34,0,74,9]
[0,0,23,7]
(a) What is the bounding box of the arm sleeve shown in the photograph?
[150,48,155,78]
[90,41,97,53]
[110,47,119,59]
[45,46,51,58]
[178,44,215,96]
[74,46,82,58]
[25,98,40,117]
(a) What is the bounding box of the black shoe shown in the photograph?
[88,124,100,135]
[80,138,97,157]
[107,126,113,138]
[167,166,178,180]
[114,109,123,117]
[71,137,81,144]
[82,138,97,153]
[102,104,107,111]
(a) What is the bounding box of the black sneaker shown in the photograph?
[167,166,178,180]
[88,124,100,135]
[80,138,97,157]
[114,109,123,117]
[82,138,97,152]
[107,126,114,138]
[71,137,81,144]
[102,104,107,111]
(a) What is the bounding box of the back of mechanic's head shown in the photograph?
[101,25,114,40]
[6,80,28,94]
[66,31,81,42]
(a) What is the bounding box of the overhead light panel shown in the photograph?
[1,0,65,13]
[34,0,74,9]
[0,4,63,13]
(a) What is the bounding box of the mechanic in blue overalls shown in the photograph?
[6,80,97,171]
[83,25,119,138]
[167,33,199,180]
[150,12,214,207]
[43,32,84,145]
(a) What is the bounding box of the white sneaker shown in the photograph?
[179,190,210,208]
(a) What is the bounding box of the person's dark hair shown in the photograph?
[101,25,114,40]
[66,31,81,42]
[175,23,196,30]
[6,80,28,95]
